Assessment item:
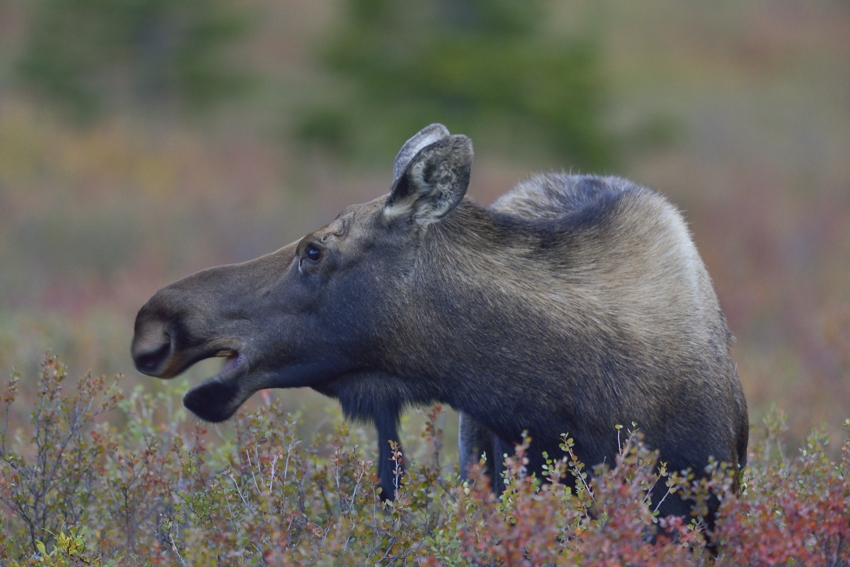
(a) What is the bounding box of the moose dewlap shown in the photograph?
[132,124,748,520]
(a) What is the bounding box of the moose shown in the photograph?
[132,124,748,522]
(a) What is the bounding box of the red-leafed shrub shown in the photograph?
[1,355,849,566]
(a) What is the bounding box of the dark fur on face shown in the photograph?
[132,125,748,522]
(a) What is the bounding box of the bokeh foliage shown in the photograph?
[298,0,613,170]
[16,0,251,120]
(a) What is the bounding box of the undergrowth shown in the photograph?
[1,355,848,566]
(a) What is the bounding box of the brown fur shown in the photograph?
[132,125,748,522]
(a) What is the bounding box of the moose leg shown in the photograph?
[491,437,514,491]
[458,412,489,478]
[373,408,403,500]
[459,413,518,493]
[458,412,498,481]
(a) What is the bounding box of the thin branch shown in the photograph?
[247,449,262,493]
[653,486,672,514]
[227,472,254,512]
[169,531,187,567]
[268,455,278,494]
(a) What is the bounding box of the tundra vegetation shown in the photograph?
[1,355,849,565]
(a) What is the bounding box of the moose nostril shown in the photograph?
[134,341,172,375]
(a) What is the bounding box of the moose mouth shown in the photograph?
[219,350,245,373]
[182,349,251,423]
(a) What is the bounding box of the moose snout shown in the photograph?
[131,317,174,377]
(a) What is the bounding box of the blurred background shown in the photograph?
[0,0,848,452]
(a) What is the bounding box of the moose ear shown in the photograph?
[392,123,450,180]
[384,133,474,225]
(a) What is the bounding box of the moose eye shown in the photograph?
[304,244,322,262]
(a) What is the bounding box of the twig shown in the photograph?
[653,486,672,514]
[269,455,278,494]
[247,450,262,493]
[228,472,254,511]
[169,531,187,567]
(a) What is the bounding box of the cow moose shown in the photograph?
[132,124,748,522]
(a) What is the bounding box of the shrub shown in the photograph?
[0,355,122,558]
[1,354,849,565]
